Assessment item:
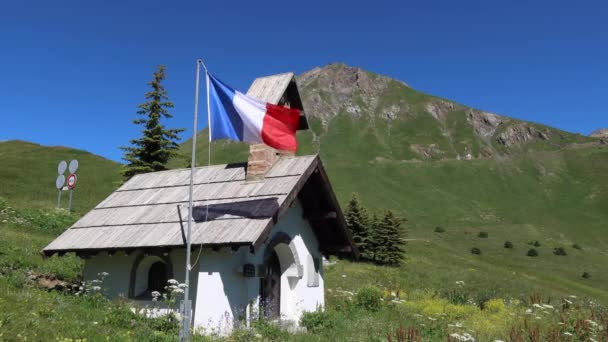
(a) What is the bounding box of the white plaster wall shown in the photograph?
[193,199,324,334]
[82,249,199,311]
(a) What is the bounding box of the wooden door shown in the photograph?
[261,251,281,318]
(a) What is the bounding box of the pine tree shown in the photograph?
[370,210,406,266]
[344,193,370,258]
[121,66,184,180]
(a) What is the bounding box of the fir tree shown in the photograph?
[370,210,406,266]
[121,66,184,180]
[367,213,380,262]
[344,193,370,258]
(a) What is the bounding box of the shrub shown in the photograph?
[478,232,488,238]
[527,248,538,257]
[504,241,514,249]
[533,240,541,247]
[471,247,482,255]
[434,226,445,233]
[354,285,383,311]
[252,319,289,340]
[483,298,506,313]
[582,272,591,279]
[572,243,582,250]
[300,310,334,332]
[553,247,567,256]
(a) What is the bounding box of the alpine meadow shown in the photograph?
[2,63,608,341]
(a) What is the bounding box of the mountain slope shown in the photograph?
[0,140,122,213]
[170,63,608,301]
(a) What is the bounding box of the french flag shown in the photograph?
[207,73,300,151]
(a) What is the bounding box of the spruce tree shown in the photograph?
[367,213,380,262]
[121,66,184,180]
[370,210,406,266]
[344,193,370,258]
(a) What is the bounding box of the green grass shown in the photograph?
[0,140,122,214]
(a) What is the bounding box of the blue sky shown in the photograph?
[1,0,606,162]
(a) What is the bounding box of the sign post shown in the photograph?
[66,160,79,212]
[56,161,67,208]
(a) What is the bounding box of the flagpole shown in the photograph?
[181,58,202,342]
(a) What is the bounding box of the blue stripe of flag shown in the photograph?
[208,73,244,141]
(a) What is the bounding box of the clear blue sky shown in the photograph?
[1,0,606,162]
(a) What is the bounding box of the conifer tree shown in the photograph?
[344,193,370,258]
[121,66,184,180]
[365,213,381,262]
[370,210,406,266]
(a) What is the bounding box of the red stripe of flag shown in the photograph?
[261,104,300,151]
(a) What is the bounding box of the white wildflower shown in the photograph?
[590,338,598,342]
[167,279,179,285]
[564,299,573,304]
[151,291,161,298]
[92,286,101,291]
[535,316,541,320]
[542,304,554,310]
[173,288,185,294]
[93,321,98,325]
[563,332,573,336]
[525,309,532,314]
[569,295,577,299]
[341,274,347,278]
[428,317,437,321]
[100,272,109,276]
[532,303,542,309]
[178,283,188,289]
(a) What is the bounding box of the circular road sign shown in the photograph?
[55,174,66,189]
[58,160,67,175]
[67,174,78,189]
[68,160,79,174]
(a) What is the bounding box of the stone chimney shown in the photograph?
[244,72,307,181]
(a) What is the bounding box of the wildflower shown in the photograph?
[167,279,179,285]
[151,291,161,298]
[428,317,437,321]
[535,316,541,320]
[93,321,98,325]
[563,332,573,336]
[173,288,185,294]
[541,304,554,310]
[564,299,573,304]
[341,274,347,278]
[569,295,577,299]
[178,283,188,289]
[92,286,101,291]
[532,303,542,309]
[100,272,109,276]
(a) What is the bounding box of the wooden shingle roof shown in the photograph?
[43,155,357,257]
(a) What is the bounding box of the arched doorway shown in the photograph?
[148,261,168,293]
[261,250,281,318]
[260,232,303,321]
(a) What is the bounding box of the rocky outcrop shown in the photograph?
[297,63,407,125]
[467,109,507,141]
[496,123,549,147]
[590,128,608,138]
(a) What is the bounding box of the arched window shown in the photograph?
[148,261,167,293]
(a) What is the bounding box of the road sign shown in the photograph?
[68,160,79,174]
[58,161,67,175]
[55,175,66,189]
[67,174,78,189]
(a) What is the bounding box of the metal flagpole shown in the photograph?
[181,58,203,342]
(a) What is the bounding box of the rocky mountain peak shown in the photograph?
[590,128,608,138]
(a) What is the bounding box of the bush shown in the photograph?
[553,247,567,256]
[354,285,383,311]
[532,240,541,247]
[527,248,539,257]
[572,243,582,250]
[478,232,488,238]
[434,226,445,233]
[471,247,482,255]
[300,310,334,332]
[582,272,591,279]
[504,241,514,249]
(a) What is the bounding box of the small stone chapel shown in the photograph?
[43,72,357,334]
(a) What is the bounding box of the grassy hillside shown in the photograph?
[0,140,122,213]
